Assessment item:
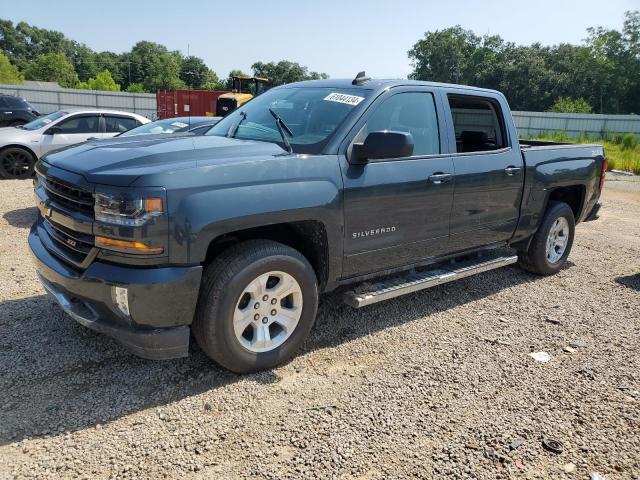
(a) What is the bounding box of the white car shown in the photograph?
[0,109,150,179]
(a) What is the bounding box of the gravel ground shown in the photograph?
[0,176,638,480]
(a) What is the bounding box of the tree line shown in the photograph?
[408,11,640,114]
[0,19,328,93]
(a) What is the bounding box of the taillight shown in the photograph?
[599,156,608,191]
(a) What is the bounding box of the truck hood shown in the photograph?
[41,134,287,186]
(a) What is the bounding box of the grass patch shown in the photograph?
[526,131,640,175]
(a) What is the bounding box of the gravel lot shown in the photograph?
[1,175,638,480]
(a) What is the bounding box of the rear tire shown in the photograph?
[193,239,319,373]
[518,201,575,276]
[0,146,36,179]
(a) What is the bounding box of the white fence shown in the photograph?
[512,111,640,138]
[0,82,157,119]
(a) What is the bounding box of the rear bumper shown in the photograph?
[29,224,202,360]
[584,201,602,222]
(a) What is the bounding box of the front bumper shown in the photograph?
[29,224,203,360]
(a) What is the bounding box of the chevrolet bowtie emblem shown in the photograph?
[38,202,52,218]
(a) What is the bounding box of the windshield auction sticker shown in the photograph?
[324,92,365,106]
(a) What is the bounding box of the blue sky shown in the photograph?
[2,0,637,79]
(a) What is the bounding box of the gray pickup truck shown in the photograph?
[29,73,606,372]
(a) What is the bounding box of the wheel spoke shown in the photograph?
[253,324,273,349]
[272,277,295,298]
[245,274,268,296]
[274,307,301,332]
[556,236,568,248]
[233,309,254,338]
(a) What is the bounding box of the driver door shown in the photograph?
[340,88,454,277]
[40,114,101,155]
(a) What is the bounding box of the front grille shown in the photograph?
[43,218,93,257]
[37,173,97,269]
[39,174,94,214]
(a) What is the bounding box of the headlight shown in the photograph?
[95,192,164,226]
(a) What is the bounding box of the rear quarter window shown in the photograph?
[447,95,508,153]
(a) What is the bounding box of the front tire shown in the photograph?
[193,240,319,373]
[0,147,36,179]
[518,201,575,276]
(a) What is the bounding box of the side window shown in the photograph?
[105,116,138,133]
[448,95,507,153]
[363,92,440,156]
[0,98,9,108]
[56,115,100,134]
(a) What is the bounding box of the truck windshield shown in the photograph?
[206,87,370,154]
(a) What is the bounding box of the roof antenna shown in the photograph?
[352,71,371,86]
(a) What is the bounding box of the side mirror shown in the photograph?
[45,126,62,135]
[351,131,414,164]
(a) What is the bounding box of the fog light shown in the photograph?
[112,286,130,317]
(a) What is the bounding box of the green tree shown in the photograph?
[123,41,185,92]
[146,51,185,91]
[94,51,125,85]
[407,11,640,113]
[77,69,120,91]
[409,26,484,84]
[548,97,593,113]
[250,60,328,87]
[180,55,218,88]
[23,53,78,87]
[125,82,146,93]
[0,20,77,70]
[0,51,22,83]
[622,10,640,113]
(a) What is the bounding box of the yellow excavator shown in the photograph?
[216,76,269,117]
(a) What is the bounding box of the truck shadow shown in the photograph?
[3,206,38,228]
[615,273,640,291]
[0,264,559,445]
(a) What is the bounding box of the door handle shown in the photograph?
[429,172,453,184]
[504,166,521,175]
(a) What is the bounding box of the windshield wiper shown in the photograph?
[226,111,247,138]
[269,108,293,154]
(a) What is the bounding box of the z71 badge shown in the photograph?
[352,226,397,239]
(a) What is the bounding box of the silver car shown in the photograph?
[0,109,150,179]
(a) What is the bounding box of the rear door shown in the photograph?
[444,92,524,251]
[40,114,101,155]
[340,87,455,277]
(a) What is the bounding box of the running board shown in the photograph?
[343,254,518,308]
